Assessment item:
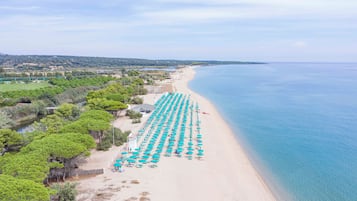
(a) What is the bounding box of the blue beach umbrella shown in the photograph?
[139,159,147,164]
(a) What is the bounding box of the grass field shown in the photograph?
[0,81,50,92]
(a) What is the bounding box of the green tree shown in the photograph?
[0,174,51,201]
[55,103,79,120]
[105,93,130,103]
[0,129,23,155]
[87,98,128,111]
[127,70,140,76]
[21,133,95,181]
[38,114,65,134]
[60,120,88,134]
[0,152,49,183]
[79,110,113,122]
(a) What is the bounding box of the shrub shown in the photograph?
[126,110,143,119]
[51,182,77,201]
[96,136,112,151]
[130,97,143,104]
[0,110,12,129]
[113,129,130,146]
[132,119,141,124]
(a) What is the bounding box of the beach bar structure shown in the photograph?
[127,133,138,152]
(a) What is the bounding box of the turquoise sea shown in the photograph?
[189,63,357,201]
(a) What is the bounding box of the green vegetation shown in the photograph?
[130,96,143,104]
[0,54,263,69]
[54,86,99,104]
[0,174,51,201]
[49,76,114,88]
[0,81,50,92]
[87,98,128,111]
[0,133,95,183]
[126,110,143,124]
[55,103,80,121]
[0,129,23,155]
[0,74,146,200]
[126,110,143,119]
[0,110,12,129]
[0,86,64,101]
[0,76,113,129]
[85,77,147,112]
[51,182,77,201]
[97,128,130,151]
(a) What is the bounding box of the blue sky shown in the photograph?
[0,0,356,62]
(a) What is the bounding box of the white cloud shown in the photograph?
[151,0,357,18]
[292,41,308,48]
[140,7,288,25]
[136,0,357,26]
[0,6,39,11]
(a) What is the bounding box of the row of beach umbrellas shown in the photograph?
[114,92,204,170]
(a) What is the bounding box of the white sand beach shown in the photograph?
[75,67,276,201]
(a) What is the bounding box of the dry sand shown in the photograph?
[76,67,277,201]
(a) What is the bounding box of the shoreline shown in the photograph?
[175,67,277,201]
[186,66,282,200]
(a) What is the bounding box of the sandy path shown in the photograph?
[76,67,277,201]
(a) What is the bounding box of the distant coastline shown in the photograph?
[0,54,266,69]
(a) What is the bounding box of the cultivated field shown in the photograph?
[0,81,50,92]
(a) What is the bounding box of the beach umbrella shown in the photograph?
[139,159,147,164]
[151,159,159,164]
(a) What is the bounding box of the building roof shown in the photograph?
[131,104,155,113]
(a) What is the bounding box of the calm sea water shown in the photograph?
[189,63,357,201]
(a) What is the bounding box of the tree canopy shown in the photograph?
[79,110,114,122]
[0,174,51,201]
[0,133,95,183]
[87,98,128,111]
[54,103,80,121]
[0,129,23,155]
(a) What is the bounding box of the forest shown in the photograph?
[0,71,149,200]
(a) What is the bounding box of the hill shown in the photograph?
[0,54,264,69]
